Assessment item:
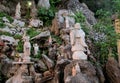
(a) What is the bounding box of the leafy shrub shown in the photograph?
[51,34,62,45]
[26,28,40,38]
[0,12,13,28]
[72,11,85,23]
[50,0,61,7]
[16,40,23,53]
[92,10,117,64]
[38,7,55,26]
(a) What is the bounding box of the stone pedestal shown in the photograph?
[6,61,40,83]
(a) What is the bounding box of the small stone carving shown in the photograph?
[75,63,80,74]
[15,2,21,19]
[65,17,70,28]
[29,19,43,27]
[33,43,39,55]
[51,17,60,35]
[72,66,76,77]
[57,9,75,28]
[49,36,52,45]
[23,34,31,62]
[70,23,90,60]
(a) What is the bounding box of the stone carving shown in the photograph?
[15,2,21,19]
[33,43,39,55]
[57,9,75,28]
[70,23,90,60]
[75,63,80,74]
[49,36,52,45]
[37,0,50,9]
[51,10,75,35]
[30,1,38,19]
[51,17,59,35]
[65,17,70,28]
[29,1,43,28]
[23,33,31,62]
[72,63,80,76]
[29,19,43,27]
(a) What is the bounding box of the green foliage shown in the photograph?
[111,0,120,13]
[95,9,112,24]
[37,0,61,26]
[38,7,55,26]
[33,50,42,59]
[26,28,40,38]
[16,40,23,53]
[0,12,13,22]
[92,10,117,64]
[72,11,90,35]
[0,12,13,28]
[0,31,22,39]
[50,0,61,7]
[51,34,62,45]
[73,11,85,23]
[14,34,22,39]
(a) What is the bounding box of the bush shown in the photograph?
[92,10,117,64]
[38,7,55,26]
[26,28,40,38]
[0,12,13,28]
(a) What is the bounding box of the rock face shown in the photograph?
[58,0,97,25]
[64,60,100,83]
[69,0,97,25]
[105,57,120,83]
[0,55,14,78]
[0,35,17,45]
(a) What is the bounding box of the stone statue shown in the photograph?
[65,17,70,28]
[49,36,52,45]
[33,43,39,55]
[70,23,90,60]
[15,2,21,19]
[29,19,43,27]
[23,34,31,62]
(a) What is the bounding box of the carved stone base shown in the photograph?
[72,51,87,60]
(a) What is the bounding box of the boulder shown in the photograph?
[105,57,120,83]
[42,54,54,69]
[0,35,17,45]
[12,19,25,27]
[37,0,50,9]
[0,56,14,78]
[36,60,47,71]
[64,60,100,83]
[58,0,97,25]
